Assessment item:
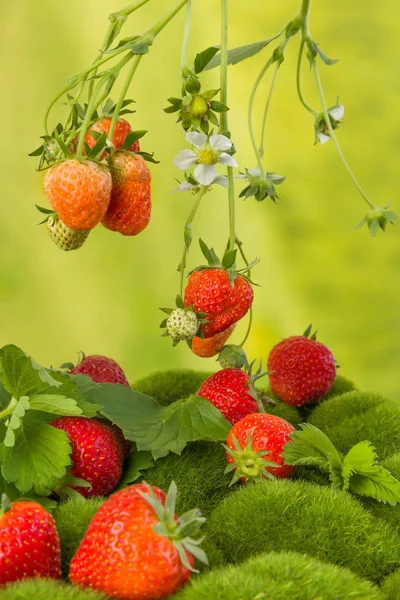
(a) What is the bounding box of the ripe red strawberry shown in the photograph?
[44,159,112,230]
[191,323,236,358]
[102,152,151,236]
[99,419,131,460]
[0,496,61,585]
[70,354,131,387]
[70,482,207,599]
[84,117,141,159]
[267,333,336,406]
[184,269,253,338]
[198,368,259,424]
[226,413,295,483]
[50,417,123,497]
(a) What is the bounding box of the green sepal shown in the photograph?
[122,130,147,150]
[194,46,220,74]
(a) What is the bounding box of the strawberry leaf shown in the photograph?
[194,46,220,74]
[86,385,231,459]
[205,36,280,70]
[28,394,83,416]
[1,412,71,495]
[282,423,343,474]
[116,451,154,489]
[0,345,62,398]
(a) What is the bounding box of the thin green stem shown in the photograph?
[314,62,376,210]
[178,187,207,296]
[248,57,273,176]
[0,398,17,420]
[180,0,192,72]
[240,307,253,348]
[300,0,312,35]
[146,0,190,40]
[296,40,317,115]
[107,55,143,144]
[259,62,280,159]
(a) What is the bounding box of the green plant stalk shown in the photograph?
[107,55,143,144]
[180,0,192,72]
[178,187,207,296]
[219,0,236,253]
[145,0,190,40]
[248,57,273,176]
[240,307,253,348]
[314,62,376,210]
[296,40,317,115]
[259,62,279,159]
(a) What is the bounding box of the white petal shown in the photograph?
[186,131,207,148]
[194,164,217,186]
[174,149,197,169]
[171,182,196,193]
[329,104,344,121]
[318,132,330,144]
[218,152,238,167]
[247,168,261,178]
[209,134,232,151]
[213,175,229,188]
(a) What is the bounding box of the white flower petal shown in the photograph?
[213,175,229,188]
[318,132,331,145]
[194,164,217,186]
[329,104,344,121]
[209,134,232,151]
[186,131,207,148]
[247,168,261,178]
[174,149,197,170]
[171,182,196,193]
[218,152,238,167]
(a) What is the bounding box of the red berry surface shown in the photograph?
[191,323,236,358]
[70,483,194,599]
[44,159,112,230]
[84,117,141,158]
[50,417,123,498]
[227,413,295,480]
[71,354,130,387]
[0,499,61,586]
[184,269,253,338]
[198,368,258,424]
[102,153,151,236]
[267,335,336,406]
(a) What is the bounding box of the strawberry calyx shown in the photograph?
[160,295,209,347]
[53,473,92,501]
[189,238,259,286]
[217,344,249,370]
[302,323,318,340]
[138,481,208,572]
[246,361,275,413]
[0,493,12,516]
[223,431,279,486]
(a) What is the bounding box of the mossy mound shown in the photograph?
[258,391,302,427]
[308,391,400,458]
[381,568,400,599]
[206,479,400,581]
[131,369,213,406]
[173,551,383,600]
[1,578,108,600]
[139,441,232,518]
[360,453,400,532]
[54,498,105,578]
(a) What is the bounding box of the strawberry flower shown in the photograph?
[174,132,237,186]
[314,104,345,144]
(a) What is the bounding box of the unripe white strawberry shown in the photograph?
[47,215,90,251]
[166,308,199,341]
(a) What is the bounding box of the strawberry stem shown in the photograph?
[180,0,193,72]
[178,187,208,297]
[107,55,143,145]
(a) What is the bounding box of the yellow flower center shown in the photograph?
[197,148,219,165]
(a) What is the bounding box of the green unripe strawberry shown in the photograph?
[167,308,199,341]
[47,215,90,251]
[187,95,209,119]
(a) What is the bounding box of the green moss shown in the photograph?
[173,551,383,600]
[206,479,400,581]
[360,453,400,532]
[324,374,356,400]
[1,579,108,600]
[292,465,331,487]
[140,441,232,518]
[258,389,302,426]
[54,498,105,578]
[308,391,400,458]
[381,569,400,599]
[131,369,213,406]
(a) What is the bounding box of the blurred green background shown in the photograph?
[0,0,399,397]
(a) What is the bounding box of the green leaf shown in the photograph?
[0,345,61,398]
[29,145,44,157]
[3,396,31,448]
[349,469,400,505]
[87,131,107,160]
[28,394,83,416]
[0,381,10,411]
[282,423,343,474]
[123,130,147,150]
[194,46,220,74]
[85,386,231,459]
[205,37,278,70]
[199,238,215,264]
[342,440,377,489]
[116,451,154,489]
[222,249,237,270]
[1,412,71,495]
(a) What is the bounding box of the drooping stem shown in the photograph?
[240,307,253,348]
[314,62,376,210]
[248,57,273,176]
[107,55,143,144]
[296,40,317,115]
[259,60,281,159]
[178,187,207,296]
[145,0,190,40]
[180,0,192,72]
